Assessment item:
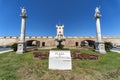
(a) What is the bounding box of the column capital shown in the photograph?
[20,14,27,18]
[20,7,27,18]
[94,14,101,19]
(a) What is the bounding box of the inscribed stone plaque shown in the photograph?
[49,50,72,70]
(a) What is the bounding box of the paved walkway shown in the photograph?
[0,49,13,54]
[110,50,120,53]
[110,47,120,53]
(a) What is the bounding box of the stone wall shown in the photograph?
[0,37,19,46]
[0,36,120,48]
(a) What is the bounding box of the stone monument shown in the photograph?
[49,25,72,70]
[94,7,106,54]
[16,7,27,54]
[49,50,72,70]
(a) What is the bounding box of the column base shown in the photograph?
[95,42,106,54]
[16,42,26,54]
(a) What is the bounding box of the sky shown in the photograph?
[0,0,120,37]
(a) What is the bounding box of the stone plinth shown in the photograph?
[49,50,72,70]
[16,42,26,54]
[95,42,106,54]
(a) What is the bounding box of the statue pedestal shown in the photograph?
[16,42,26,54]
[95,42,106,54]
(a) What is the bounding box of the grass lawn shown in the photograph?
[0,49,120,80]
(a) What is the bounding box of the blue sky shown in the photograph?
[0,0,120,36]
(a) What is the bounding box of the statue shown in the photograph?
[95,7,100,14]
[21,7,26,16]
[94,7,101,18]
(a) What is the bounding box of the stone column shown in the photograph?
[96,18,101,42]
[94,7,106,54]
[16,7,27,54]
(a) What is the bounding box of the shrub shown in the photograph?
[57,44,64,50]
[105,42,113,52]
[11,43,18,51]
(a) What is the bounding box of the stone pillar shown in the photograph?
[16,7,27,54]
[96,18,101,42]
[94,7,106,54]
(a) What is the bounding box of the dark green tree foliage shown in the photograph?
[57,44,64,50]
[11,43,17,51]
[105,42,113,52]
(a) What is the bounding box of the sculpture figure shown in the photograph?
[21,7,26,16]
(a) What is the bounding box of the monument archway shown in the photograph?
[26,40,40,47]
[81,40,95,48]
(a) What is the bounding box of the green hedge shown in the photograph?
[11,43,17,51]
[105,42,113,52]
